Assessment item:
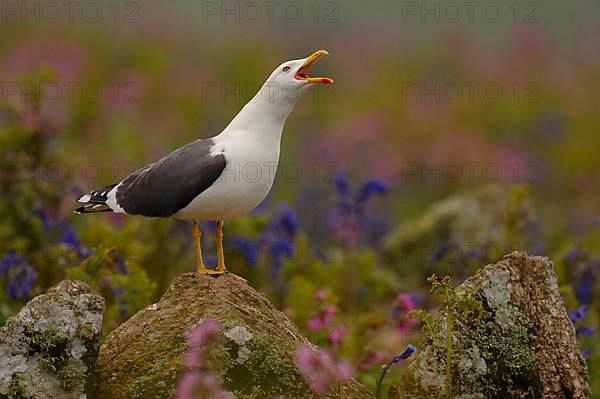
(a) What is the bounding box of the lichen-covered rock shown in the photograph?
[400,252,590,398]
[0,280,105,399]
[93,273,373,399]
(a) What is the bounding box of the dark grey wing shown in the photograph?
[115,139,226,217]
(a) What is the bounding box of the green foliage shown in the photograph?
[65,247,156,323]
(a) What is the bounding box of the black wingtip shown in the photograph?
[74,204,113,214]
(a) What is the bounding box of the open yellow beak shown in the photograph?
[295,50,334,84]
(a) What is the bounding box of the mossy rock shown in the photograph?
[0,280,104,399]
[399,252,589,398]
[93,273,372,399]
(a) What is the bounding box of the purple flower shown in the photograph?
[0,252,23,277]
[575,269,594,305]
[115,256,128,275]
[278,204,299,238]
[228,237,259,266]
[334,172,349,197]
[357,178,388,204]
[359,350,386,370]
[58,221,80,248]
[391,344,416,365]
[187,319,222,350]
[7,263,37,300]
[175,373,229,399]
[391,293,418,332]
[327,325,348,345]
[577,326,594,337]
[1,253,37,300]
[328,173,390,247]
[307,304,336,332]
[295,344,352,394]
[184,320,222,370]
[269,241,295,273]
[376,344,416,398]
[176,372,201,399]
[568,305,588,323]
[581,349,592,358]
[176,319,228,399]
[564,247,582,263]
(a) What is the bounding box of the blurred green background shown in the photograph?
[1,0,599,394]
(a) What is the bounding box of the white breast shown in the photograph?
[173,130,281,221]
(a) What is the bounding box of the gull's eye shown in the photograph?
[283,66,291,72]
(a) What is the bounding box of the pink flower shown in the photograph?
[327,325,348,345]
[313,288,327,301]
[176,372,230,399]
[176,319,229,399]
[359,350,386,370]
[398,293,416,311]
[391,293,417,332]
[183,348,203,368]
[295,344,352,394]
[188,319,222,348]
[176,372,200,399]
[307,304,337,332]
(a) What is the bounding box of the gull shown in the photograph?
[75,50,333,274]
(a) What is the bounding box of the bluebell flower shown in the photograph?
[569,305,588,323]
[581,349,592,358]
[57,221,82,251]
[329,173,390,247]
[116,256,128,275]
[7,263,37,300]
[564,247,582,263]
[0,252,24,277]
[269,241,296,275]
[57,221,93,258]
[1,252,37,299]
[577,326,594,336]
[228,237,259,266]
[357,178,388,204]
[334,172,349,197]
[277,204,299,238]
[575,269,594,305]
[391,344,416,365]
[376,344,416,398]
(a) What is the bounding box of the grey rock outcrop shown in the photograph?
[0,280,104,399]
[400,252,589,398]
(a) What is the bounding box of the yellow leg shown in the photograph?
[193,221,209,273]
[216,220,227,274]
